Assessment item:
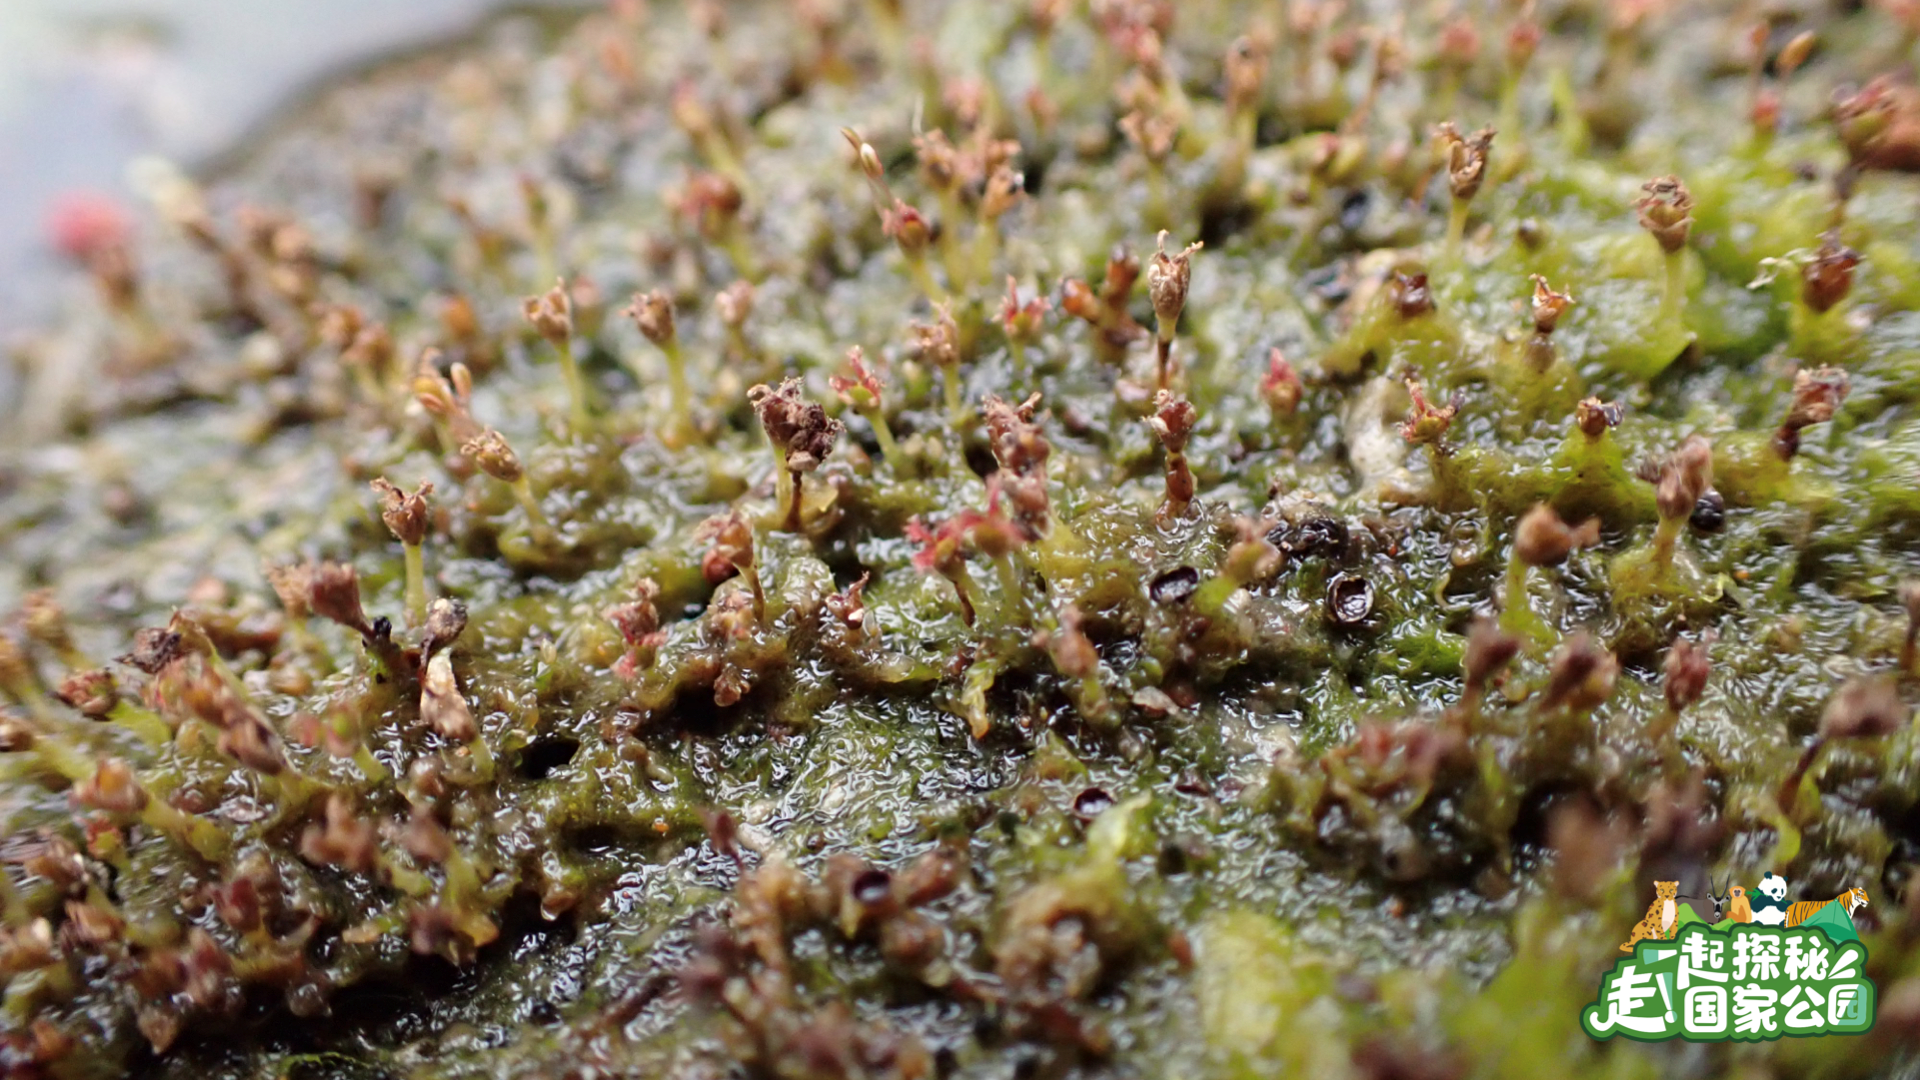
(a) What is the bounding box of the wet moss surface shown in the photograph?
[9,0,1920,1076]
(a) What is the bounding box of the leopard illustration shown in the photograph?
[1619,880,1679,953]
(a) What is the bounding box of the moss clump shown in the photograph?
[10,1,1920,1077]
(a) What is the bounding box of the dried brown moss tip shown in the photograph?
[1529,274,1575,334]
[1832,77,1902,169]
[1773,365,1850,460]
[1147,232,1203,387]
[1437,122,1495,202]
[1635,175,1694,254]
[910,304,966,417]
[462,429,523,484]
[1152,228,1198,388]
[55,669,116,718]
[1388,271,1434,319]
[307,562,374,639]
[1147,390,1197,521]
[19,591,77,666]
[1575,397,1624,439]
[999,277,1050,342]
[120,625,184,674]
[1541,631,1620,713]
[370,478,434,547]
[883,199,932,257]
[72,758,147,814]
[980,393,1052,540]
[421,597,468,656]
[750,378,841,475]
[421,650,475,742]
[698,509,763,619]
[715,279,755,327]
[1783,674,1910,804]
[1653,435,1714,522]
[299,793,378,874]
[1818,675,1908,739]
[1459,616,1520,716]
[401,804,454,864]
[605,578,664,679]
[626,288,675,347]
[263,561,313,621]
[414,354,481,444]
[1224,32,1272,117]
[1147,231,1201,329]
[1261,348,1302,417]
[748,377,842,531]
[1513,503,1601,567]
[373,478,437,626]
[1400,373,1459,447]
[1662,630,1714,715]
[1802,232,1861,313]
[829,347,899,463]
[522,280,573,346]
[1061,247,1146,364]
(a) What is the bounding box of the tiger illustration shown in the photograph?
[1786,887,1869,928]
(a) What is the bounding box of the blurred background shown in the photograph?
[0,0,577,327]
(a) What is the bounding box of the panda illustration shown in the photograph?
[1750,873,1790,926]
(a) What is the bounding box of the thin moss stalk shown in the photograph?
[1629,434,1713,585]
[371,478,434,628]
[524,281,588,433]
[353,743,388,785]
[910,306,967,427]
[830,347,901,465]
[1220,33,1270,194]
[907,515,979,627]
[970,166,1021,287]
[402,543,428,628]
[626,290,691,432]
[1147,233,1202,390]
[1437,123,1493,267]
[1503,504,1598,646]
[1649,510,1686,569]
[1445,200,1471,262]
[510,479,549,541]
[1122,109,1178,233]
[143,797,233,862]
[463,430,552,545]
[748,379,843,534]
[106,701,170,749]
[993,552,1025,625]
[1659,248,1685,327]
[1636,175,1694,336]
[1497,16,1538,140]
[772,451,797,528]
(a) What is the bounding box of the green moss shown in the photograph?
[6,0,1920,1077]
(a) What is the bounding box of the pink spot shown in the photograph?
[46,192,131,261]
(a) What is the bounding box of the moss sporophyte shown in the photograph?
[16,0,1920,1076]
